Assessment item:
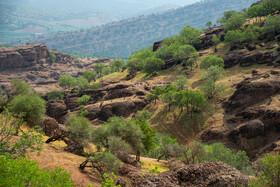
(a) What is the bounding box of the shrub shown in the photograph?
[262,15,280,38]
[174,75,190,91]
[202,65,224,82]
[0,155,74,186]
[200,55,224,69]
[143,57,165,75]
[77,95,91,105]
[85,152,120,176]
[101,173,120,187]
[155,42,180,59]
[109,59,125,72]
[173,45,199,71]
[250,153,280,186]
[223,13,246,31]
[216,10,237,24]
[93,63,105,78]
[50,53,56,63]
[9,94,46,124]
[91,83,102,89]
[206,143,250,172]
[76,77,89,91]
[128,46,154,61]
[12,78,32,95]
[83,71,97,82]
[58,75,77,89]
[107,136,132,154]
[179,25,202,45]
[0,109,44,157]
[47,91,64,100]
[127,58,144,73]
[65,115,93,142]
[201,79,224,99]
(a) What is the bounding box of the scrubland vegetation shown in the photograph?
[1,0,280,186]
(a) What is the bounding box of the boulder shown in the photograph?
[176,162,250,187]
[41,116,63,137]
[64,97,79,110]
[226,78,280,113]
[222,51,278,68]
[46,100,67,121]
[238,120,265,139]
[84,104,101,120]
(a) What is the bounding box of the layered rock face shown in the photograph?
[202,72,280,159]
[0,44,50,69]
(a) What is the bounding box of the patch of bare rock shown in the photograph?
[201,71,280,159]
[118,162,250,187]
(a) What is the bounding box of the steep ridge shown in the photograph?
[24,0,256,58]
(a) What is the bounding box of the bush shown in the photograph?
[127,58,144,73]
[109,59,124,72]
[155,42,180,59]
[206,143,250,172]
[47,91,64,100]
[223,13,246,31]
[143,57,165,75]
[0,155,74,186]
[58,75,77,89]
[91,83,102,89]
[93,63,105,78]
[202,65,224,82]
[101,173,120,187]
[9,94,46,124]
[216,10,237,24]
[12,78,32,95]
[262,15,280,38]
[200,55,224,69]
[86,152,120,175]
[77,95,91,105]
[128,46,154,61]
[76,77,89,91]
[83,71,97,82]
[65,115,93,142]
[201,79,224,99]
[179,25,202,45]
[173,45,199,70]
[250,153,280,186]
[50,53,56,63]
[107,136,132,154]
[174,75,189,91]
[0,109,44,157]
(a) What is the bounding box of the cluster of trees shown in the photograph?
[58,59,125,90]
[0,80,74,186]
[247,0,280,18]
[127,25,202,75]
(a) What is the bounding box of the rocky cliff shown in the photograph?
[0,44,50,69]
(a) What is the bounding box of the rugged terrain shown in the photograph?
[0,44,110,92]
[23,0,256,58]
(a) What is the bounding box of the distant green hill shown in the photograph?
[24,0,256,58]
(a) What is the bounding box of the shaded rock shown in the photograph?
[226,78,280,113]
[167,158,185,171]
[41,116,63,137]
[84,104,101,120]
[271,70,280,75]
[64,97,79,110]
[138,171,179,187]
[176,162,250,187]
[238,120,265,139]
[222,51,278,68]
[115,152,141,168]
[153,40,163,52]
[201,129,224,143]
[98,105,114,121]
[46,100,67,121]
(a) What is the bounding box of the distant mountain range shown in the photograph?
[21,0,255,58]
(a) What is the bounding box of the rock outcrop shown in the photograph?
[222,50,278,68]
[120,162,250,187]
[0,44,50,69]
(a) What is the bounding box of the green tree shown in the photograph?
[109,59,124,72]
[92,117,144,161]
[128,46,154,60]
[179,25,202,45]
[94,63,105,78]
[0,108,44,158]
[12,78,32,96]
[206,21,212,28]
[50,53,56,63]
[47,91,65,101]
[250,153,280,186]
[0,155,74,186]
[9,94,46,124]
[83,71,97,82]
[262,15,280,38]
[216,10,237,24]
[173,45,199,71]
[143,57,165,75]
[223,13,246,31]
[127,58,144,73]
[155,42,180,60]
[146,87,164,104]
[224,30,243,44]
[58,75,77,89]
[212,36,221,51]
[76,77,89,91]
[206,142,250,172]
[201,79,224,99]
[77,95,91,105]
[200,55,224,69]
[65,115,93,142]
[202,65,224,82]
[174,75,190,91]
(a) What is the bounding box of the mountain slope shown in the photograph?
[26,0,256,58]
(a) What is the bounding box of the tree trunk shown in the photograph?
[136,151,141,162]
